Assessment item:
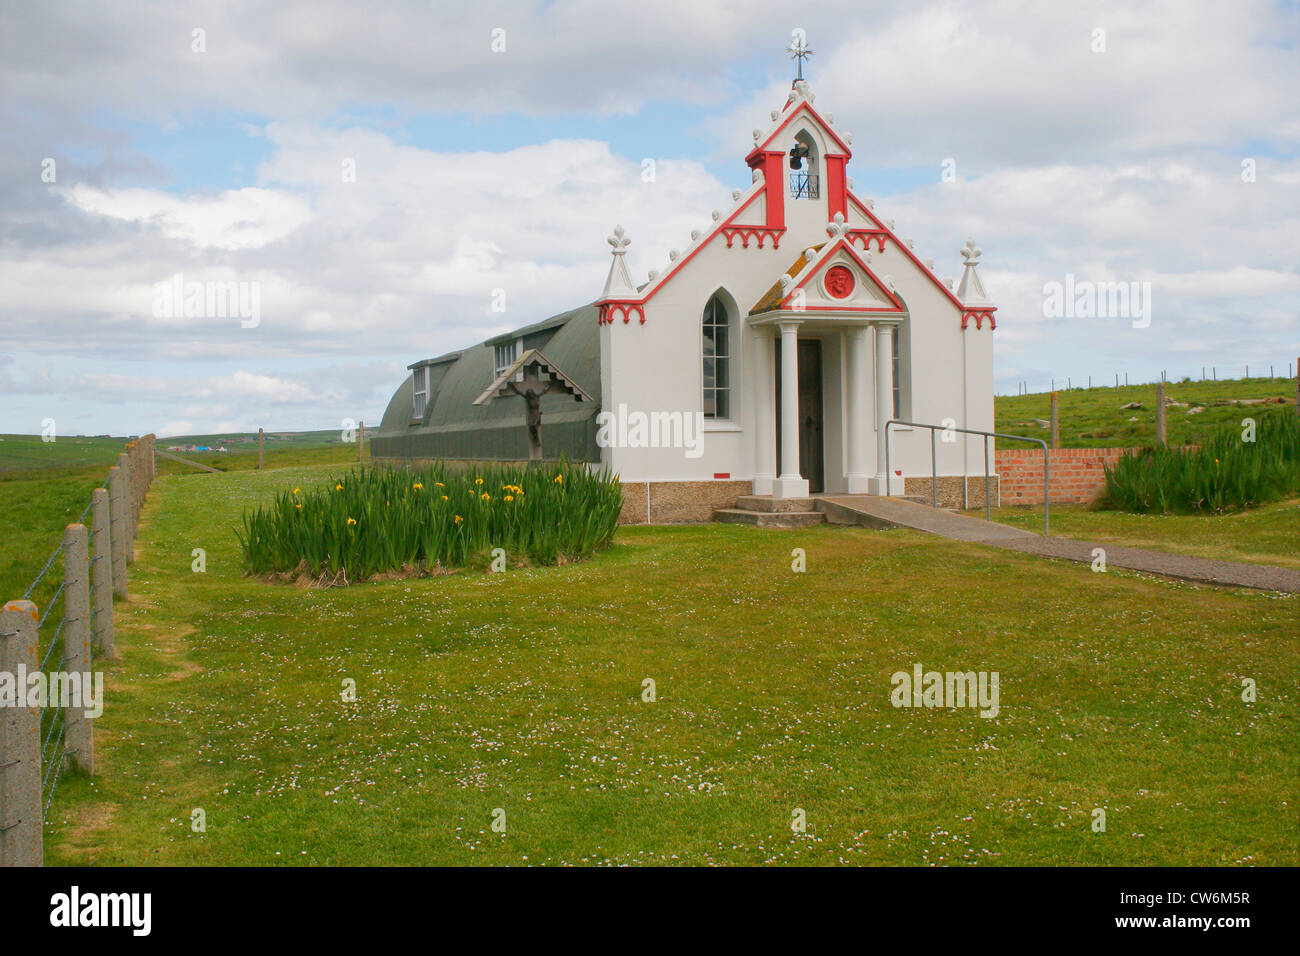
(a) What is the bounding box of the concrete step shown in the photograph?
[713,508,827,528]
[734,495,816,513]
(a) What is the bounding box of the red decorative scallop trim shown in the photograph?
[847,230,889,253]
[721,226,786,249]
[960,309,997,330]
[598,302,645,326]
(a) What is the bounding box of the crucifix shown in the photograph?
[473,348,593,463]
[787,36,813,81]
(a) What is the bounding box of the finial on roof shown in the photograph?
[956,238,993,307]
[826,211,848,239]
[599,225,637,299]
[787,35,813,82]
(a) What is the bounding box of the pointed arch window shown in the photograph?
[702,294,731,419]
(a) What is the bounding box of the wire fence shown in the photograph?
[1003,359,1299,397]
[0,434,155,867]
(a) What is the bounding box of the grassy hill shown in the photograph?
[0,434,127,478]
[995,375,1297,448]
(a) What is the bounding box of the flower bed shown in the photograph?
[237,461,622,581]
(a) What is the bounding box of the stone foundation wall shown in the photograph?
[902,475,1000,510]
[617,480,751,524]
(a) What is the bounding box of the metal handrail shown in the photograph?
[884,419,1050,535]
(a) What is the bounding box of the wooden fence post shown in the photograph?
[62,525,93,775]
[0,600,42,867]
[91,488,115,658]
[107,465,127,599]
[358,421,365,462]
[258,427,264,470]
[1049,391,1059,450]
[1156,380,1167,446]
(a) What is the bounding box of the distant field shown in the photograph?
[153,428,359,475]
[0,434,127,478]
[995,376,1296,448]
[0,429,360,603]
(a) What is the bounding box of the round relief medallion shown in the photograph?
[825,265,855,299]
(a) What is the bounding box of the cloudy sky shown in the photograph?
[2,0,1297,438]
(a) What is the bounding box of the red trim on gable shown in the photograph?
[745,101,854,162]
[846,190,971,315]
[725,185,764,222]
[783,238,906,312]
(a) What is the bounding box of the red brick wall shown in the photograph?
[995,447,1136,505]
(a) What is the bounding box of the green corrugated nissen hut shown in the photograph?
[370,303,601,463]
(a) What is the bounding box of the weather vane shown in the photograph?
[787,35,813,81]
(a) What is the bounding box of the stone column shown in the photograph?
[776,320,809,498]
[845,325,871,493]
[751,327,777,496]
[871,322,899,494]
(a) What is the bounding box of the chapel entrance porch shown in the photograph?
[749,316,903,499]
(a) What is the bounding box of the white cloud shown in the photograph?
[63,185,313,250]
[0,0,1296,430]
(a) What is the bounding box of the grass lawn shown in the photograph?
[42,463,1298,866]
[0,434,128,477]
[965,499,1300,571]
[994,376,1296,448]
[0,440,359,606]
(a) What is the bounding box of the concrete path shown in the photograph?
[820,495,1300,594]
